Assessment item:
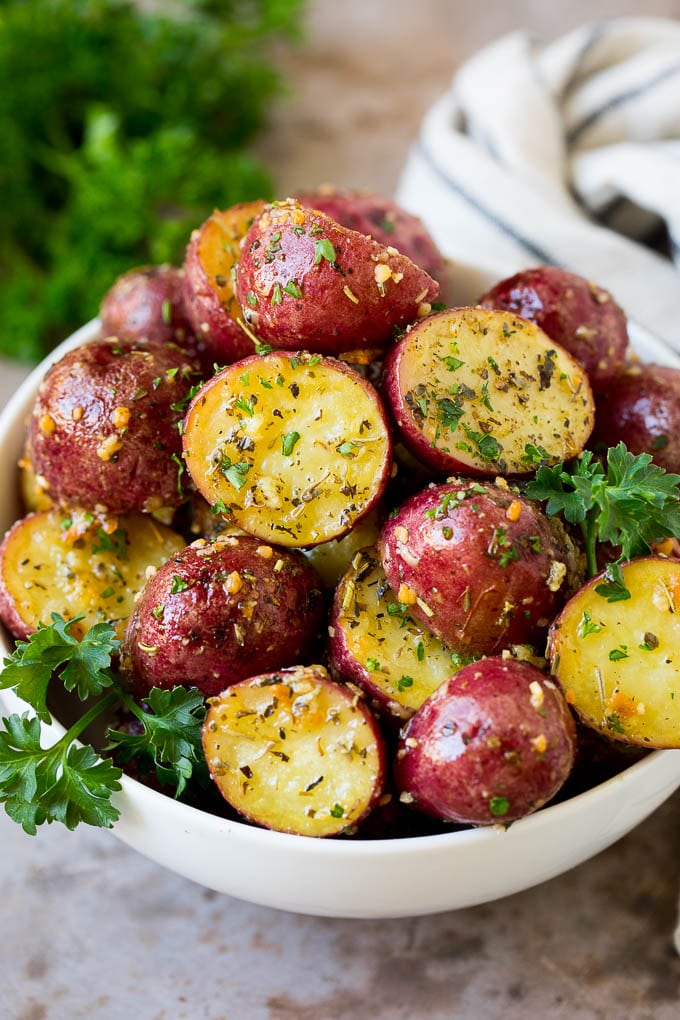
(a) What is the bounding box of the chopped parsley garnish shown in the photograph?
[220,457,251,491]
[462,425,501,463]
[441,356,465,372]
[92,526,128,561]
[365,657,380,672]
[281,431,301,456]
[234,396,255,417]
[396,675,414,692]
[313,237,336,265]
[594,562,631,603]
[283,280,302,299]
[489,796,510,816]
[170,576,190,594]
[577,611,604,638]
[330,803,345,818]
[608,645,629,661]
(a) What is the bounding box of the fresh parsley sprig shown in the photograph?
[525,443,680,577]
[0,614,207,833]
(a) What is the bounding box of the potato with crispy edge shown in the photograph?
[235,199,439,354]
[382,306,594,476]
[329,548,463,720]
[548,557,680,747]
[295,187,444,278]
[182,201,267,365]
[122,534,324,699]
[479,265,629,391]
[29,338,200,513]
[380,479,581,657]
[182,351,392,547]
[0,509,186,641]
[203,665,386,836]
[394,657,577,825]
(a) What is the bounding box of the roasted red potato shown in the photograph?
[329,548,460,720]
[382,306,594,476]
[592,363,680,474]
[0,509,185,641]
[99,265,201,361]
[394,657,577,825]
[182,351,392,547]
[548,557,680,747]
[235,199,439,354]
[29,338,199,513]
[295,187,444,278]
[479,266,629,391]
[203,665,387,836]
[380,479,581,656]
[182,201,267,365]
[122,534,324,699]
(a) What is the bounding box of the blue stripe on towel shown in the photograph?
[567,58,680,145]
[416,139,559,266]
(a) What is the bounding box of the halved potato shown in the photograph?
[0,509,186,641]
[548,557,680,747]
[382,306,594,476]
[182,351,392,546]
[329,549,460,719]
[203,665,386,836]
[183,201,267,365]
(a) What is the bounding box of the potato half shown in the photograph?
[183,351,392,546]
[329,549,459,719]
[382,306,594,476]
[548,557,680,747]
[203,665,386,837]
[0,509,186,641]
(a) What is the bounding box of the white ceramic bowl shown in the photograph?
[2,265,680,919]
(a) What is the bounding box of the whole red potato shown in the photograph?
[592,363,680,474]
[379,479,580,657]
[30,338,200,513]
[122,535,325,699]
[479,265,629,391]
[295,187,443,278]
[100,265,199,358]
[394,657,577,825]
[235,199,439,354]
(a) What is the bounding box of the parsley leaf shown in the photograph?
[526,443,680,575]
[107,688,207,797]
[0,706,122,834]
[1,614,118,722]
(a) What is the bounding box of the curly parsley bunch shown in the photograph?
[0,0,303,361]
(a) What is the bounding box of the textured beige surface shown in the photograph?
[3,4,680,1018]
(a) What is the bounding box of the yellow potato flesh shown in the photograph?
[203,666,383,836]
[198,201,266,313]
[183,353,390,547]
[398,307,594,474]
[549,557,680,747]
[1,510,185,640]
[334,551,458,716]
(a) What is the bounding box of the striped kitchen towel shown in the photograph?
[396,17,680,351]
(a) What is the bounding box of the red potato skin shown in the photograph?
[394,658,577,824]
[295,188,444,278]
[182,203,267,367]
[29,339,199,513]
[380,480,580,656]
[122,537,325,699]
[479,265,629,391]
[0,515,37,641]
[592,363,680,474]
[99,265,204,363]
[235,200,439,354]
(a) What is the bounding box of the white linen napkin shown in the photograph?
[396,17,680,351]
[396,16,680,951]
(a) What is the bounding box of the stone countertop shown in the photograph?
[3,2,680,1017]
